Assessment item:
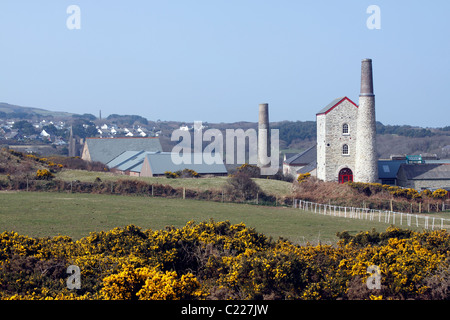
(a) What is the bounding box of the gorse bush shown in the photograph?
[164,169,200,179]
[35,169,54,180]
[432,189,448,199]
[297,173,311,183]
[0,222,449,300]
[164,171,179,179]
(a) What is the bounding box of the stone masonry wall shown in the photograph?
[317,99,358,182]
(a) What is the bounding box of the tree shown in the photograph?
[225,171,261,200]
[12,120,36,136]
[72,119,98,138]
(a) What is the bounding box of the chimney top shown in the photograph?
[360,58,374,96]
[258,103,269,127]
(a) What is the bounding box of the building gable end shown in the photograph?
[316,96,358,116]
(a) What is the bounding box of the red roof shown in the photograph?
[316,96,358,115]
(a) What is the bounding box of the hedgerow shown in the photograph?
[0,221,449,300]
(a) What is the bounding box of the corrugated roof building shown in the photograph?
[81,137,162,164]
[107,151,228,177]
[107,150,148,176]
[140,152,228,177]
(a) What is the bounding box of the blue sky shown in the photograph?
[0,1,449,127]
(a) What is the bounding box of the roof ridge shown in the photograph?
[316,96,358,115]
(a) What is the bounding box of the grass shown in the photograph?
[54,169,293,197]
[0,191,423,244]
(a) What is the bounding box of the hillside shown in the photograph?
[0,102,74,119]
[1,102,449,159]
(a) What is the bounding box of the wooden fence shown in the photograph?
[293,199,450,231]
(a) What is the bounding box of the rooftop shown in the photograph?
[284,145,317,166]
[84,137,162,164]
[399,163,450,180]
[316,96,358,115]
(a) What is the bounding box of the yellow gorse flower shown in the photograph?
[0,223,448,300]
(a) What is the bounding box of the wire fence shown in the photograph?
[293,199,450,231]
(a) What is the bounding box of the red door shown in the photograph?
[339,168,353,184]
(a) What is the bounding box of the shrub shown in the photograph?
[35,169,54,180]
[0,223,449,300]
[422,189,433,198]
[225,171,261,200]
[164,171,179,179]
[432,189,448,199]
[235,163,261,178]
[179,169,200,178]
[297,173,311,183]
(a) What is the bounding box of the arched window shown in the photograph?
[342,144,349,155]
[342,123,349,134]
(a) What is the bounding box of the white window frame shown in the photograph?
[342,123,349,135]
[342,144,349,155]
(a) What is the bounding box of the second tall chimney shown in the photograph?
[258,103,270,168]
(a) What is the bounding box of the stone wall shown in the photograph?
[317,99,358,182]
[354,95,378,182]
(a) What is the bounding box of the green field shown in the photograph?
[54,169,293,197]
[0,191,421,244]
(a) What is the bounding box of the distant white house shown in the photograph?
[40,129,50,137]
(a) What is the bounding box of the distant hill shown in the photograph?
[0,102,74,119]
[1,101,449,160]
